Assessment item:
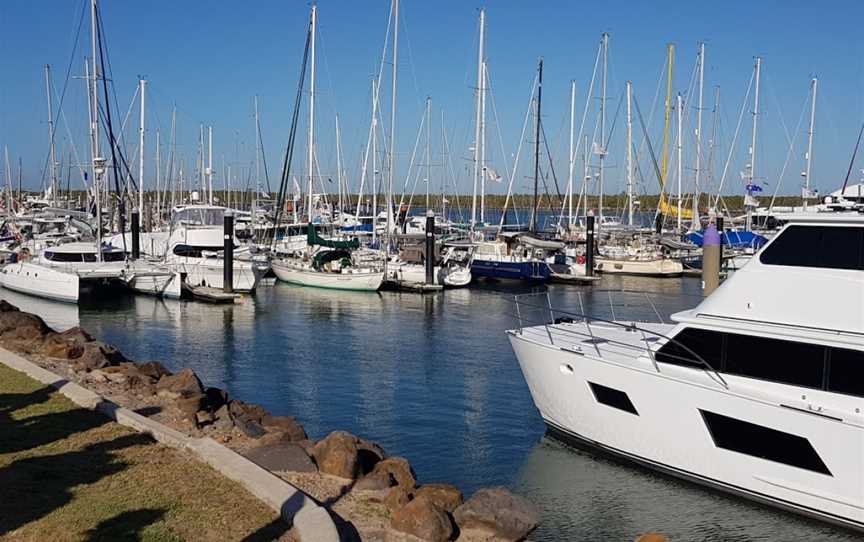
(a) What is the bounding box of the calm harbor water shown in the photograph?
[2,276,858,542]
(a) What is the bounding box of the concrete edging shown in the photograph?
[0,348,339,542]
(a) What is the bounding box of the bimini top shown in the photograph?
[674,216,864,337]
[171,205,228,227]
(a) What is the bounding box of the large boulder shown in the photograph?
[211,404,234,431]
[245,442,317,473]
[356,438,386,474]
[156,368,204,399]
[227,400,268,424]
[369,457,416,489]
[415,484,463,514]
[0,307,51,350]
[173,393,206,421]
[204,387,229,411]
[137,361,171,380]
[635,534,669,542]
[453,487,539,541]
[310,431,360,479]
[261,414,306,441]
[390,495,452,542]
[382,486,414,513]
[38,327,93,359]
[73,341,126,371]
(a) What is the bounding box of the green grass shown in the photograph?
[0,364,289,541]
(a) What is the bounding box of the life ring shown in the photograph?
[576,255,586,265]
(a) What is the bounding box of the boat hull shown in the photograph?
[272,261,383,291]
[471,259,550,281]
[596,257,683,277]
[508,330,864,532]
[169,257,261,292]
[0,262,80,303]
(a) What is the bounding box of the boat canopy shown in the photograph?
[517,235,565,250]
[307,224,359,250]
[312,248,352,270]
[684,230,768,249]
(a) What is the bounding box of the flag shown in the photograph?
[485,167,502,183]
[746,183,763,193]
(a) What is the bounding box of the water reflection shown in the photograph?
[515,437,860,542]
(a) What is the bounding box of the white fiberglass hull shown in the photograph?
[508,325,864,532]
[272,261,383,291]
[0,262,80,303]
[596,257,683,277]
[169,257,261,292]
[125,264,183,299]
[386,262,472,288]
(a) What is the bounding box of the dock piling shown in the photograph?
[702,223,721,296]
[224,210,234,293]
[425,210,435,285]
[585,215,595,277]
[131,208,140,260]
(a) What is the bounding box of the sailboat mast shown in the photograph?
[693,42,705,224]
[567,79,575,227]
[626,80,634,226]
[89,0,103,262]
[676,92,683,230]
[425,96,431,211]
[598,32,608,225]
[138,78,146,214]
[335,113,343,218]
[470,7,485,232]
[804,76,817,209]
[660,43,674,221]
[307,4,317,224]
[44,64,59,206]
[208,126,214,205]
[371,78,379,242]
[254,95,261,212]
[155,128,161,226]
[386,0,398,239]
[480,61,487,224]
[747,56,762,231]
[531,58,543,234]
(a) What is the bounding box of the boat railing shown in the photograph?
[511,291,728,389]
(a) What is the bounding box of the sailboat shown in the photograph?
[270,5,384,291]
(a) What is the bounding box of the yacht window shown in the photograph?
[700,410,831,475]
[104,251,126,262]
[760,225,863,270]
[725,333,825,389]
[173,245,223,258]
[44,251,83,263]
[588,382,639,415]
[827,347,864,397]
[655,327,723,369]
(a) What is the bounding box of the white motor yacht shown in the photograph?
[508,215,864,531]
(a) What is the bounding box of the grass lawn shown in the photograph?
[0,363,291,541]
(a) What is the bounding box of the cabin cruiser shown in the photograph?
[142,205,267,292]
[471,232,592,283]
[508,215,864,531]
[385,242,473,288]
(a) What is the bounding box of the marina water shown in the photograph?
[4,276,858,541]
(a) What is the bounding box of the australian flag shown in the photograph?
[746,183,763,193]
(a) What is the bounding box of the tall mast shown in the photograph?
[169,105,176,210]
[598,32,608,225]
[660,43,674,219]
[676,92,683,230]
[335,113,343,218]
[470,7,485,231]
[208,125,213,205]
[804,76,817,209]
[746,56,762,231]
[693,42,705,225]
[567,79,575,227]
[155,128,161,226]
[44,64,59,206]
[138,78,146,214]
[89,0,103,261]
[254,95,261,211]
[480,61,487,224]
[530,58,543,234]
[425,96,432,211]
[307,4,317,223]
[626,80,634,226]
[371,78,379,242]
[198,124,205,199]
[386,0,398,238]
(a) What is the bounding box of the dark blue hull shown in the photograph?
[470,259,551,281]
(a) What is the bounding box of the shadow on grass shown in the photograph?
[0,386,111,455]
[85,508,167,541]
[0,386,152,536]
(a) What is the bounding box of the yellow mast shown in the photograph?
[660,43,674,192]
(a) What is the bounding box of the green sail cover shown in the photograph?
[307,224,360,250]
[312,249,353,271]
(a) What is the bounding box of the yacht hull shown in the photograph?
[508,330,864,532]
[170,258,260,292]
[272,261,383,291]
[0,262,79,303]
[471,259,550,281]
[596,257,683,277]
[387,262,472,288]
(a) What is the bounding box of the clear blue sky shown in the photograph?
[1,0,863,198]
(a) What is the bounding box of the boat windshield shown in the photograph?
[172,207,225,227]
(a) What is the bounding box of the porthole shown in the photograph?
[559,364,574,375]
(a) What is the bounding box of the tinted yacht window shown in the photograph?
[656,328,723,369]
[725,333,825,389]
[827,347,864,397]
[760,225,863,270]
